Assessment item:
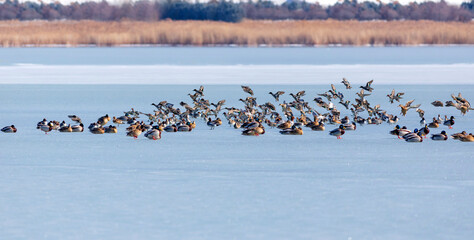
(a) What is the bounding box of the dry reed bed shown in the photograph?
[0,20,473,46]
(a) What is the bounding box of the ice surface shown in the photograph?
[1,64,474,85]
[1,84,474,239]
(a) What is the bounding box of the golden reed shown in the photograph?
[0,19,473,46]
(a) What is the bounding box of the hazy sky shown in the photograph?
[34,0,468,5]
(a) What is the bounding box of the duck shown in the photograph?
[89,122,101,130]
[443,116,455,129]
[1,125,17,133]
[341,77,352,89]
[419,125,430,138]
[105,125,117,133]
[253,125,265,135]
[233,121,242,129]
[389,125,401,136]
[177,123,193,132]
[311,121,325,131]
[90,127,105,134]
[241,85,254,96]
[37,118,48,129]
[360,79,374,92]
[460,133,474,142]
[329,125,345,139]
[71,123,84,132]
[431,101,444,107]
[451,131,467,140]
[113,116,124,125]
[144,129,161,140]
[164,125,178,132]
[397,126,411,138]
[242,128,262,136]
[58,124,73,132]
[126,127,142,138]
[343,122,357,131]
[97,114,110,126]
[428,118,439,128]
[68,115,82,123]
[277,119,293,129]
[59,121,67,128]
[403,130,423,142]
[50,121,60,130]
[340,116,351,125]
[279,126,303,135]
[420,117,426,126]
[269,91,285,101]
[207,117,218,130]
[431,131,448,141]
[40,124,53,134]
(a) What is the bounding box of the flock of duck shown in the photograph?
[1,79,473,142]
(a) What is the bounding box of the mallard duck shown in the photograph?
[193,85,204,96]
[341,116,350,125]
[329,125,345,139]
[68,115,82,123]
[97,114,110,126]
[233,121,242,129]
[90,127,105,134]
[113,116,124,125]
[428,118,439,128]
[242,128,260,136]
[431,131,448,141]
[431,101,444,107]
[59,121,67,128]
[242,124,265,136]
[419,125,430,138]
[311,121,325,131]
[460,133,474,142]
[451,131,467,140]
[403,130,423,142]
[178,124,192,132]
[71,123,84,132]
[50,121,60,130]
[443,116,455,129]
[89,122,101,130]
[343,122,357,131]
[280,126,303,135]
[1,125,17,133]
[360,79,374,92]
[390,125,411,139]
[164,125,178,132]
[105,125,117,133]
[207,118,219,130]
[269,91,285,101]
[40,124,53,134]
[126,128,142,138]
[277,117,293,129]
[398,100,420,116]
[58,124,73,132]
[420,117,426,126]
[37,118,48,129]
[341,78,351,89]
[241,85,254,96]
[144,129,161,140]
[387,89,404,103]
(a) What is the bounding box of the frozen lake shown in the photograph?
[1,47,474,239]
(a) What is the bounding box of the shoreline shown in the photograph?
[1,20,473,47]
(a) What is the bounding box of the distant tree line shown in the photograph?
[0,0,473,22]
